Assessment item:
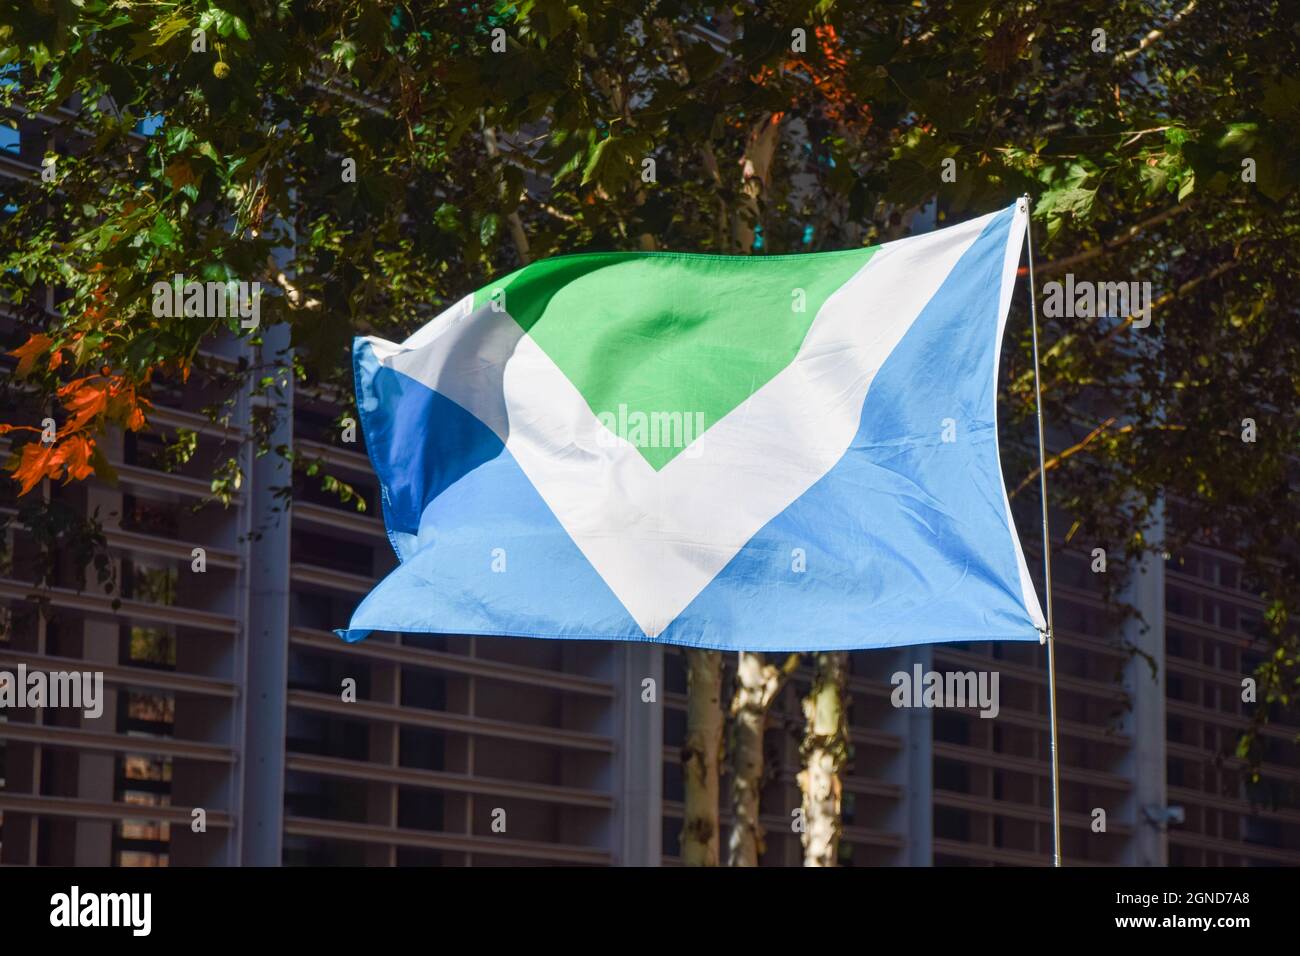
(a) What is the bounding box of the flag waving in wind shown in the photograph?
[338,201,1046,651]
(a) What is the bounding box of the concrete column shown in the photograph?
[73,456,123,865]
[239,322,294,865]
[74,620,119,865]
[903,645,935,865]
[879,644,933,865]
[615,642,663,865]
[1118,501,1168,865]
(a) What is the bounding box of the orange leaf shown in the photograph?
[10,333,53,379]
[12,442,56,496]
[57,435,96,483]
[10,435,100,494]
[61,379,110,432]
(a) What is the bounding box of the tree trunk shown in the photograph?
[680,648,723,865]
[797,651,850,867]
[727,651,800,866]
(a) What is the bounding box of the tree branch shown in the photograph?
[1036,202,1193,277]
[524,194,578,224]
[1012,417,1120,498]
[1011,419,1189,499]
[1095,257,1240,346]
[1113,0,1199,66]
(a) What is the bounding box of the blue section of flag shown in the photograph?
[660,206,1038,648]
[353,342,501,563]
[339,206,1041,649]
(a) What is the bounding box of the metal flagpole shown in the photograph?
[1022,194,1062,868]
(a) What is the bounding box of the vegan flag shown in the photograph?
[338,201,1046,651]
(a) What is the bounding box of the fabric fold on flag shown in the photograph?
[337,200,1046,651]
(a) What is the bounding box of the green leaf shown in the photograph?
[434,203,461,233]
[71,333,100,366]
[88,442,118,486]
[581,135,623,187]
[1035,184,1097,222]
[1139,164,1168,197]
[148,212,178,247]
[166,126,195,152]
[1217,123,1258,150]
[154,13,191,47]
[552,144,586,184]
[331,39,357,71]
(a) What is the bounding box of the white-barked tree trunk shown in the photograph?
[798,650,850,867]
[727,651,801,866]
[681,648,723,865]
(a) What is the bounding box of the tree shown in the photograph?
[681,647,724,865]
[727,650,800,866]
[798,651,849,866]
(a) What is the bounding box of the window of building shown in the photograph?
[120,494,181,539]
[933,757,970,794]
[121,625,177,670]
[934,806,971,842]
[114,754,172,867]
[121,557,178,606]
